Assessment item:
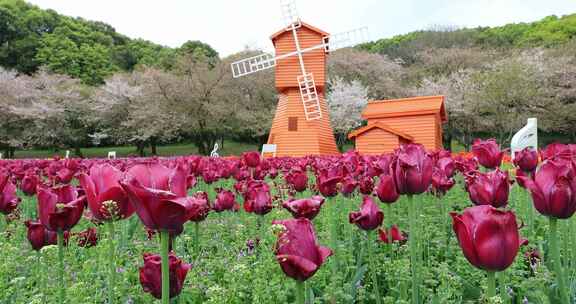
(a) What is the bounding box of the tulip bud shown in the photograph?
[139,252,191,299]
[349,196,384,231]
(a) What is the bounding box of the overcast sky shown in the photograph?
[27,0,576,56]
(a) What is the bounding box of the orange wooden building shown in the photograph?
[266,22,339,157]
[348,95,447,155]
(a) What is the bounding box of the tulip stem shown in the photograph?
[160,230,170,304]
[550,217,569,304]
[367,230,382,304]
[295,280,305,304]
[486,271,496,299]
[407,195,420,304]
[107,221,116,304]
[57,230,66,304]
[194,222,200,255]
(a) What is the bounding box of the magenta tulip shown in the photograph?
[242,151,261,168]
[375,174,399,204]
[188,192,211,222]
[349,196,384,231]
[358,175,374,195]
[140,252,191,299]
[378,225,407,244]
[472,138,505,169]
[243,180,273,215]
[37,185,85,231]
[517,161,576,219]
[78,164,133,221]
[282,196,325,220]
[514,147,539,173]
[213,188,239,212]
[465,169,510,208]
[24,220,60,251]
[273,218,332,281]
[21,173,40,196]
[392,144,433,195]
[451,205,524,271]
[75,227,98,248]
[431,169,455,197]
[339,175,358,196]
[120,177,194,235]
[285,168,308,192]
[0,173,20,215]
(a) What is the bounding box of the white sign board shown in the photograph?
[511,118,538,160]
[107,151,117,160]
[261,144,277,157]
[65,150,70,159]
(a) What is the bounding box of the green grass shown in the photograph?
[12,141,260,159]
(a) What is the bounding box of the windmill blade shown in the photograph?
[231,53,276,78]
[280,0,301,29]
[298,73,322,121]
[324,27,370,52]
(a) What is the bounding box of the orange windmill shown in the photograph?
[231,0,369,157]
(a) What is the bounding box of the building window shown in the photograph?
[288,117,298,131]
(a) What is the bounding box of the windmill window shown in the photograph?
[288,117,298,131]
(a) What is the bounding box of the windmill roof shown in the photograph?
[270,22,330,41]
[348,122,414,141]
[362,95,447,122]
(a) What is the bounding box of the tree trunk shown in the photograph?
[136,142,146,157]
[150,138,158,156]
[73,146,84,158]
[443,133,452,151]
[8,147,15,159]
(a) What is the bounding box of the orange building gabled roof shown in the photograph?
[270,22,330,42]
[348,122,414,141]
[362,95,447,122]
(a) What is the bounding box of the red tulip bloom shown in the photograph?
[455,156,479,174]
[24,220,61,251]
[37,185,85,232]
[339,175,358,196]
[378,225,407,244]
[375,174,399,204]
[451,205,524,271]
[273,218,332,281]
[431,169,455,197]
[514,147,539,173]
[285,168,308,192]
[349,196,384,231]
[75,227,98,248]
[213,188,239,212]
[316,169,341,197]
[78,164,134,221]
[393,144,433,195]
[21,173,40,196]
[124,163,188,197]
[120,176,194,235]
[188,192,211,222]
[472,138,505,169]
[540,143,572,163]
[55,159,80,184]
[282,196,325,220]
[0,173,20,215]
[436,156,456,178]
[465,169,510,208]
[140,252,191,299]
[517,161,576,219]
[243,180,273,215]
[358,175,375,195]
[242,151,261,168]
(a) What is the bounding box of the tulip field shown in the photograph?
[0,141,576,303]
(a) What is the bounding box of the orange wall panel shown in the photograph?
[355,128,400,155]
[367,114,437,151]
[274,26,326,89]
